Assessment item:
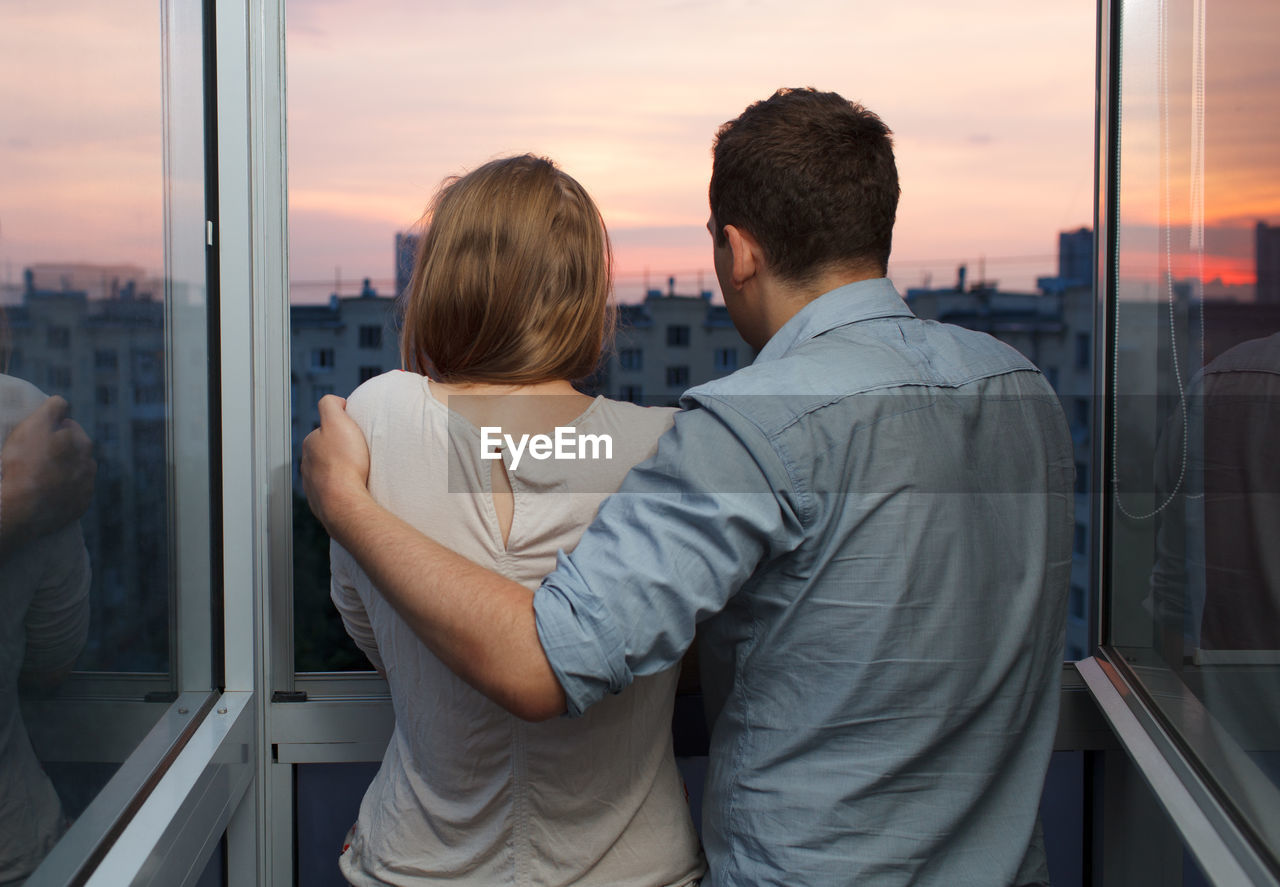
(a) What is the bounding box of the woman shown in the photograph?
[330,155,705,886]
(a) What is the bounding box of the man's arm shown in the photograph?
[302,395,566,720]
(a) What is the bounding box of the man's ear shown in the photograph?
[724,224,763,289]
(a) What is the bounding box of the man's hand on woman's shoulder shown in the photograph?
[301,394,373,545]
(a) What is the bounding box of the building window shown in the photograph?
[95,422,118,445]
[1075,331,1090,369]
[666,325,690,347]
[47,325,70,349]
[1069,584,1086,620]
[1044,366,1059,390]
[714,348,738,372]
[95,348,118,370]
[1073,521,1087,556]
[358,325,382,349]
[95,385,116,406]
[619,348,643,371]
[619,385,643,404]
[133,384,164,405]
[666,365,689,388]
[1073,397,1089,434]
[358,365,381,383]
[311,347,335,371]
[1074,461,1088,495]
[47,365,71,389]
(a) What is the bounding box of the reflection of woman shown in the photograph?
[0,375,92,884]
[330,156,704,886]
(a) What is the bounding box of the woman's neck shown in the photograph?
[428,378,582,398]
[426,377,595,436]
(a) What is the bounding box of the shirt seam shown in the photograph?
[690,393,814,530]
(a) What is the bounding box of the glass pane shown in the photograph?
[1110,0,1280,865]
[0,0,212,878]
[286,0,1095,672]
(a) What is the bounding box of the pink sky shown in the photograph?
[4,0,1102,303]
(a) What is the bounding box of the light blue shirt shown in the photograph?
[534,278,1074,886]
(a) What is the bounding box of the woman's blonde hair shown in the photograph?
[400,154,614,384]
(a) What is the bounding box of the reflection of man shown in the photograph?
[304,88,1073,885]
[0,381,94,884]
[1152,331,1280,655]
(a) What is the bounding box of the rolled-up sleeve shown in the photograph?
[534,398,804,717]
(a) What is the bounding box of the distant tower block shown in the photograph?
[1256,222,1280,303]
[1058,228,1092,288]
[395,232,421,298]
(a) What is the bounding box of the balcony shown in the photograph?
[4,0,1279,884]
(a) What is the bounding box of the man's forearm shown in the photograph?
[329,489,567,721]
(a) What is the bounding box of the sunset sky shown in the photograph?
[1,0,1274,304]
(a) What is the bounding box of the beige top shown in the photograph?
[331,370,704,887]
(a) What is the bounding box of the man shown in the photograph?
[304,87,1073,886]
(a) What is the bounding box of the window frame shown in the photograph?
[24,0,229,881]
[1080,1,1280,884]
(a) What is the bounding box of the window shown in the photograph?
[311,347,335,370]
[47,324,70,349]
[358,324,382,348]
[1069,584,1086,620]
[1073,397,1089,434]
[666,365,690,388]
[667,325,690,347]
[359,365,381,382]
[714,348,738,372]
[0,0,221,880]
[1073,522,1086,556]
[1102,0,1280,868]
[1074,331,1090,369]
[619,348,643,371]
[1044,365,1059,390]
[133,383,164,405]
[131,347,162,379]
[1074,460,1088,496]
[619,385,644,404]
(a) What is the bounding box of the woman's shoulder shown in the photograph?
[590,397,678,433]
[346,370,428,429]
[0,374,50,443]
[582,398,679,468]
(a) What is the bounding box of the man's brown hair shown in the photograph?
[709,88,900,282]
[401,154,613,384]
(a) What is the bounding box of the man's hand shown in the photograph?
[0,396,96,559]
[300,395,372,545]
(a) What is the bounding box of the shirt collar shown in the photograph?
[754,277,915,364]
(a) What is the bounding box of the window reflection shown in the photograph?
[1111,0,1280,864]
[0,0,210,877]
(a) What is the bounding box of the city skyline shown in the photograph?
[4,1,1277,303]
